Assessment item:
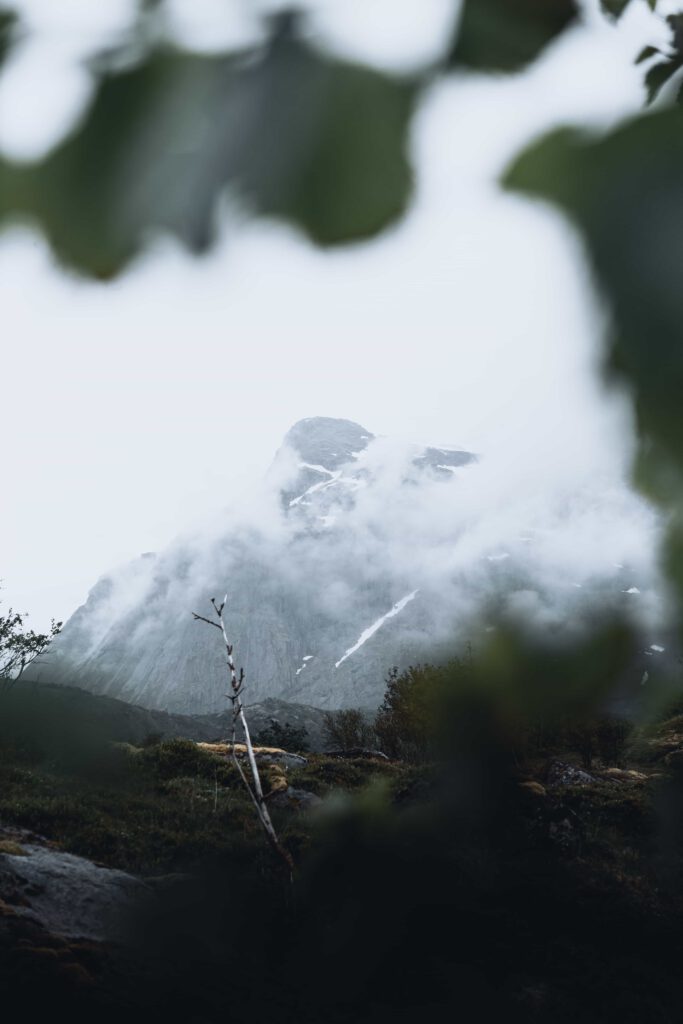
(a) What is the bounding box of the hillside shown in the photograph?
[4,677,683,1022]
[0,681,337,751]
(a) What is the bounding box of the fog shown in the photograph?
[43,416,665,713]
[0,0,670,656]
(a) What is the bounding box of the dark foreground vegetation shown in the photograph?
[3,632,683,1023]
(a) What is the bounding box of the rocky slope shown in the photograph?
[0,682,336,752]
[41,417,662,713]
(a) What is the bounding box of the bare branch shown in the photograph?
[192,612,221,629]
[194,596,293,874]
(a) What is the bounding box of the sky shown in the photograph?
[0,0,671,631]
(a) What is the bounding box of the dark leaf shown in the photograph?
[642,16,683,104]
[668,12,683,51]
[600,0,634,18]
[0,29,417,277]
[645,57,683,103]
[503,108,683,490]
[635,45,661,64]
[0,7,16,67]
[451,0,579,73]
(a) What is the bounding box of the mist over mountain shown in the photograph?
[43,417,665,713]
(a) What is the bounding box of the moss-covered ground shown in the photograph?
[4,698,683,1022]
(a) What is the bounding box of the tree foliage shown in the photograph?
[254,718,309,752]
[0,594,62,685]
[321,708,376,751]
[0,1,676,277]
[0,7,15,66]
[0,13,416,277]
[450,0,579,73]
[375,663,454,761]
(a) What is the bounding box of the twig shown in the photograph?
[193,596,293,873]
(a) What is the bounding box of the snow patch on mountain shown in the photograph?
[335,590,419,669]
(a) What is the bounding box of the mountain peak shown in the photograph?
[282,417,374,470]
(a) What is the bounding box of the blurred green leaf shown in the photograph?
[503,108,683,490]
[0,26,417,277]
[636,45,662,64]
[638,16,683,103]
[600,0,657,17]
[0,7,16,67]
[645,57,683,102]
[600,0,633,17]
[450,0,579,73]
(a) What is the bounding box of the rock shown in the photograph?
[0,837,149,942]
[547,761,596,788]
[238,697,334,752]
[254,751,308,769]
[270,787,323,812]
[325,748,389,761]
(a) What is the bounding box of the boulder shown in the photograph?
[270,787,323,812]
[0,827,148,942]
[547,761,596,788]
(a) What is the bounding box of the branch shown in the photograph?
[192,612,221,629]
[193,595,293,874]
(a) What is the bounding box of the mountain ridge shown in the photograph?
[42,417,477,711]
[40,416,659,713]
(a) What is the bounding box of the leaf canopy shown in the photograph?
[450,0,579,73]
[504,108,683,498]
[0,25,417,277]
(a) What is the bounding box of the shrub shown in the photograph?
[374,663,450,762]
[141,731,164,748]
[322,709,376,751]
[595,715,634,767]
[525,713,634,770]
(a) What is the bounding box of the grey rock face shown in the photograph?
[44,418,479,713]
[281,416,374,470]
[220,697,334,750]
[42,416,655,715]
[0,835,148,942]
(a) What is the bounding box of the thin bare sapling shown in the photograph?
[192,596,292,871]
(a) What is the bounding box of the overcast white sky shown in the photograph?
[0,0,669,630]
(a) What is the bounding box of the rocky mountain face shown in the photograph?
[42,417,661,713]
